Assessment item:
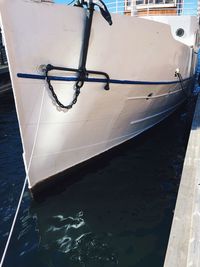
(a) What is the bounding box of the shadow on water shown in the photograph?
[0,90,197,267]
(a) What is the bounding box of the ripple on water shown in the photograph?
[0,91,196,267]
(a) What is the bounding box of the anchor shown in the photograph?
[45,0,112,109]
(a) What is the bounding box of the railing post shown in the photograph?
[115,0,118,13]
[131,0,137,16]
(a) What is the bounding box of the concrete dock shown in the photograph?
[164,93,200,267]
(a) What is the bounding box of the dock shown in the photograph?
[164,93,200,267]
[0,27,8,75]
[0,82,11,94]
[0,65,8,75]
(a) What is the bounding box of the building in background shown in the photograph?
[123,0,199,16]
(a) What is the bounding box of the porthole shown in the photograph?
[176,28,185,37]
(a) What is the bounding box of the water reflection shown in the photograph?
[5,97,196,267]
[29,176,170,267]
[41,212,86,253]
[31,205,119,266]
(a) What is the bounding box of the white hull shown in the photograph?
[0,0,198,192]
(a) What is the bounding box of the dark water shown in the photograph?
[0,89,196,267]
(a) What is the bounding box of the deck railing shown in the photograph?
[106,0,199,17]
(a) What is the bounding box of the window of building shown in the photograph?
[135,0,176,5]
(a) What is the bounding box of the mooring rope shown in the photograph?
[0,177,28,267]
[0,85,46,267]
[175,68,189,98]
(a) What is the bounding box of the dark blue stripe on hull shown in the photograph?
[17,73,192,86]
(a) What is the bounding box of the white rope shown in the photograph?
[0,85,46,267]
[0,177,28,267]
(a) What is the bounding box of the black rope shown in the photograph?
[74,0,112,25]
[94,0,112,25]
[74,0,84,7]
[67,0,75,5]
[175,70,190,98]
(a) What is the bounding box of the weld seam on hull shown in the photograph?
[29,104,180,191]
[130,100,184,125]
[31,100,184,159]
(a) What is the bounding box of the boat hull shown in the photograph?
[0,0,197,192]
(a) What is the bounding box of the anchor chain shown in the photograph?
[45,65,85,109]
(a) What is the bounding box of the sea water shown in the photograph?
[0,90,196,267]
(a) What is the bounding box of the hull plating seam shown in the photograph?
[130,100,184,124]
[30,104,179,190]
